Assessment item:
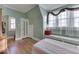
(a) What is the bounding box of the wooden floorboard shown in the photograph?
[2,37,37,54]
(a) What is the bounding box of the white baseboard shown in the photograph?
[31,37,40,41]
[16,36,26,40]
[16,36,40,41]
[8,36,14,39]
[16,37,22,40]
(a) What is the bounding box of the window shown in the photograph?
[74,10,79,27]
[9,17,16,30]
[44,5,79,39]
[43,16,47,30]
[58,19,67,27]
[74,10,79,18]
[58,11,67,27]
[58,11,67,19]
[48,14,56,27]
[74,18,79,27]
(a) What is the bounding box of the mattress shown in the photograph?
[32,38,79,54]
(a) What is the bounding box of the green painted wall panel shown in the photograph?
[26,6,43,39]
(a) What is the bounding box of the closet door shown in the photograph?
[28,24,33,37]
[21,18,29,38]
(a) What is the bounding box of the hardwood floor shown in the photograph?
[2,37,37,54]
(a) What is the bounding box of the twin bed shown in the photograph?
[32,38,79,54]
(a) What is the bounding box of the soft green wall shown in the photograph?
[39,6,48,37]
[0,5,44,39]
[25,6,43,39]
[2,7,27,38]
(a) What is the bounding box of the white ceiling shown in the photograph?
[4,4,37,13]
[39,4,66,11]
[3,4,66,13]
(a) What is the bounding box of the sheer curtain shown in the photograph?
[47,9,79,38]
[73,10,79,38]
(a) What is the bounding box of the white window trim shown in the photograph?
[8,16,16,31]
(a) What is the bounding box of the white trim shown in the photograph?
[16,36,40,41]
[16,36,29,40]
[7,36,14,39]
[16,37,22,40]
[31,37,40,41]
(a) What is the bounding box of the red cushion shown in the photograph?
[44,30,51,35]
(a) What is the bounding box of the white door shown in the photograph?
[21,18,29,38]
[28,24,34,37]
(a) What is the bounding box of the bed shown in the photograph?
[32,38,79,54]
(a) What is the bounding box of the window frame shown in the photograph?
[48,14,56,27]
[74,17,79,27]
[8,16,16,31]
[58,11,68,27]
[73,10,79,28]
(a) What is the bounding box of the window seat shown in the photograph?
[45,35,79,45]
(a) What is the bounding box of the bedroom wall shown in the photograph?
[0,5,43,40]
[39,6,48,37]
[25,5,43,39]
[2,6,27,39]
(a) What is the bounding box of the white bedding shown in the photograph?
[32,38,79,54]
